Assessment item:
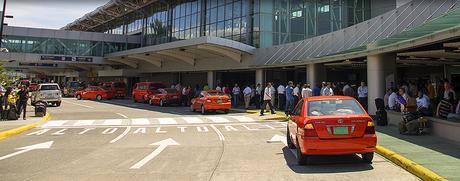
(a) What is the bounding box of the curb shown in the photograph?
[376,145,447,181]
[0,113,51,141]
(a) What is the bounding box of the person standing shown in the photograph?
[260,82,275,116]
[215,84,222,91]
[301,84,313,99]
[443,82,456,100]
[343,83,355,97]
[357,81,369,110]
[17,86,29,120]
[181,86,189,106]
[293,84,300,103]
[322,83,334,96]
[255,83,262,109]
[277,84,285,110]
[243,85,252,109]
[312,83,321,96]
[270,85,276,109]
[285,81,295,115]
[232,84,241,108]
[320,82,327,96]
[203,84,210,91]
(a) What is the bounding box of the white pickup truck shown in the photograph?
[31,83,62,107]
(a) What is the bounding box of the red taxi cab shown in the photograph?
[132,82,166,103]
[149,88,181,107]
[287,96,376,165]
[190,90,231,115]
[75,86,114,101]
[103,81,127,98]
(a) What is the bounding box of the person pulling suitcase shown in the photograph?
[17,86,29,120]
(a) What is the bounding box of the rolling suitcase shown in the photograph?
[7,107,18,120]
[375,109,388,126]
[35,102,47,117]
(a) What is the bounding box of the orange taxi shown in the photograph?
[190,90,231,114]
[287,96,376,165]
[149,88,182,107]
[75,86,114,101]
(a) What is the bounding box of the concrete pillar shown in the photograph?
[367,53,396,114]
[306,63,326,88]
[207,71,215,89]
[255,69,264,85]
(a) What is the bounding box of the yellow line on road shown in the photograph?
[376,145,447,181]
[0,113,51,141]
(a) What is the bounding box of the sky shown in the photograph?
[4,0,109,29]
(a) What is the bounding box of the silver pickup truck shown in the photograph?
[31,83,62,107]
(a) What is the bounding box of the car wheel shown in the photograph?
[149,99,153,105]
[133,96,137,103]
[56,101,61,107]
[201,105,206,115]
[296,140,310,165]
[96,95,102,101]
[160,99,165,107]
[286,127,296,149]
[362,152,374,163]
[190,104,195,112]
[224,109,229,114]
[76,95,82,100]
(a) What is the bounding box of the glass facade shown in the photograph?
[94,0,375,48]
[1,35,139,56]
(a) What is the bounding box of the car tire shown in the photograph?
[149,99,153,105]
[201,105,206,115]
[160,99,165,107]
[96,95,102,101]
[296,140,310,165]
[133,96,137,103]
[362,152,374,163]
[190,104,195,112]
[224,109,229,114]
[76,95,82,100]
[286,127,296,149]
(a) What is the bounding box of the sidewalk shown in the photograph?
[231,107,287,121]
[376,125,460,180]
[0,105,41,132]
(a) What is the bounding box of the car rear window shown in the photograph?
[207,92,225,96]
[113,82,126,88]
[308,99,365,116]
[149,83,166,90]
[40,85,60,91]
[69,82,80,88]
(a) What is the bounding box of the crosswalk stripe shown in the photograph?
[131,118,150,125]
[207,117,230,123]
[41,121,67,127]
[182,117,204,124]
[102,119,123,125]
[74,120,95,126]
[229,116,255,122]
[158,118,177,125]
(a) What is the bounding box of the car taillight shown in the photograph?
[303,123,318,137]
[365,121,375,134]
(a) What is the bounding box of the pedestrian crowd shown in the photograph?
[0,82,31,120]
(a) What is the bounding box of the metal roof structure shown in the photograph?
[62,0,158,31]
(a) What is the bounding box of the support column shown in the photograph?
[255,69,264,85]
[306,63,326,88]
[207,71,215,89]
[367,53,396,114]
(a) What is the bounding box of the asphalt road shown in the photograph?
[0,98,419,181]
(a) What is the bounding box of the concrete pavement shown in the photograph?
[0,98,419,181]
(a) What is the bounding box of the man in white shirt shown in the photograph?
[243,85,252,109]
[320,82,326,96]
[302,84,313,99]
[277,84,285,110]
[444,82,457,100]
[322,83,334,96]
[215,84,222,91]
[260,82,275,116]
[293,84,300,103]
[255,84,262,109]
[416,91,431,116]
[357,81,368,110]
[388,89,397,110]
[232,84,240,108]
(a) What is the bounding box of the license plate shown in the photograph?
[217,99,222,104]
[333,127,349,135]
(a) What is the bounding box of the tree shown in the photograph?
[0,65,20,86]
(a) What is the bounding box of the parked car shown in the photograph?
[149,88,181,107]
[75,86,114,101]
[287,96,376,165]
[31,83,62,107]
[132,82,166,103]
[190,90,231,115]
[103,81,127,98]
[63,81,83,97]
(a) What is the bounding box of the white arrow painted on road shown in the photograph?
[0,141,54,161]
[267,135,297,157]
[130,138,180,169]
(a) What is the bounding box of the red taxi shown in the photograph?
[190,90,231,115]
[132,82,166,103]
[149,88,181,107]
[75,86,114,101]
[103,81,127,98]
[287,96,376,165]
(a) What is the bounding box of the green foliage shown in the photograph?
[0,65,20,86]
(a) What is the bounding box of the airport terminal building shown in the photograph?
[1,0,460,115]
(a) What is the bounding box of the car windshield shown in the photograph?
[207,92,225,96]
[308,99,365,116]
[40,85,60,91]
[149,83,166,90]
[69,82,80,88]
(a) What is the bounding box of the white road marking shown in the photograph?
[116,113,128,119]
[196,126,209,132]
[177,126,187,133]
[182,117,204,124]
[207,117,230,123]
[74,120,95,126]
[51,129,67,135]
[133,128,146,134]
[267,134,296,157]
[78,128,94,134]
[62,100,94,108]
[110,126,131,143]
[155,127,166,133]
[0,141,54,161]
[41,121,67,127]
[242,125,259,131]
[131,118,150,125]
[264,124,276,129]
[103,119,123,125]
[102,128,118,134]
[27,129,50,135]
[210,125,225,141]
[130,138,180,169]
[224,125,239,131]
[230,116,255,122]
[158,118,177,125]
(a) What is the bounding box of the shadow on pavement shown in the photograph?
[376,125,460,160]
[281,147,374,174]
